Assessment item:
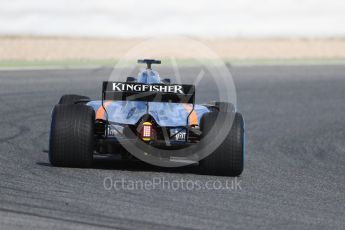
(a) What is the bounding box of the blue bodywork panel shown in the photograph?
[87,101,210,127]
[87,68,210,127]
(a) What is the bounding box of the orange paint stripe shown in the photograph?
[182,104,198,126]
[96,101,112,120]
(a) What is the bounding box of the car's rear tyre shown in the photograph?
[58,94,90,104]
[199,111,244,176]
[49,104,95,167]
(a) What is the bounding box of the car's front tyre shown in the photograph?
[58,94,90,104]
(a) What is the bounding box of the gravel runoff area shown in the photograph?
[1,37,345,61]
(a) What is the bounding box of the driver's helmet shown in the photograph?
[137,69,161,84]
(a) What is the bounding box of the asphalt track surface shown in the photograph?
[0,65,344,229]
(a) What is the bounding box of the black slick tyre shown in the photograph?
[200,112,244,176]
[49,104,95,167]
[58,94,90,104]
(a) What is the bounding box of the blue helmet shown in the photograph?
[137,69,161,84]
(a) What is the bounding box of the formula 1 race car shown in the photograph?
[49,59,244,176]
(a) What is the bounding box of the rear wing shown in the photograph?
[102,82,195,104]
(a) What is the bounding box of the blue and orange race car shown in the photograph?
[49,59,244,176]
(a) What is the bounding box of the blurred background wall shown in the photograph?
[0,0,344,38]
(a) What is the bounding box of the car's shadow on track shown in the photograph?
[95,157,202,175]
[37,155,203,175]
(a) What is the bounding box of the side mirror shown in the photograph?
[126,77,137,82]
[162,78,171,84]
